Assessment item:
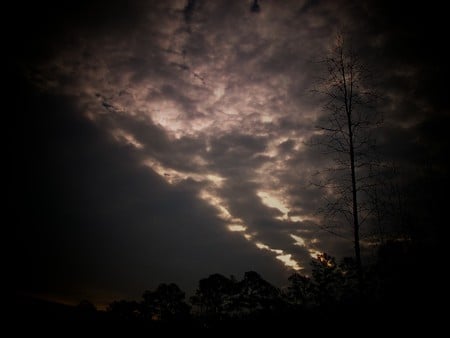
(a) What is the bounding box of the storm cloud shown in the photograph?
[13,0,448,306]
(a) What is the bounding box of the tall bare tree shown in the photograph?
[313,35,381,289]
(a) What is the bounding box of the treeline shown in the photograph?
[89,240,433,327]
[19,239,438,327]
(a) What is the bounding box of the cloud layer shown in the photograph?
[14,0,448,306]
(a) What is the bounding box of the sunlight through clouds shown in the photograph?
[290,234,306,247]
[27,0,347,274]
[111,129,144,149]
[276,254,301,270]
[257,191,289,216]
[255,241,302,271]
[18,0,445,309]
[228,225,247,232]
[142,158,304,271]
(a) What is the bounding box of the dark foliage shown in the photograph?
[16,240,441,330]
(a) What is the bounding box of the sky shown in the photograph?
[13,0,448,307]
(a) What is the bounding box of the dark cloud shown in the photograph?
[220,181,281,224]
[14,0,449,306]
[15,81,289,306]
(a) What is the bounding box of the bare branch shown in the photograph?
[309,33,383,286]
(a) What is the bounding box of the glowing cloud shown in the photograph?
[228,225,247,232]
[290,234,306,247]
[276,254,302,271]
[255,241,302,270]
[257,191,289,217]
[308,249,322,259]
[111,129,144,149]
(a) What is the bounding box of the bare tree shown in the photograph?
[313,34,381,290]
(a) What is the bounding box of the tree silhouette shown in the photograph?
[142,283,190,322]
[190,273,237,320]
[49,249,429,324]
[311,253,344,307]
[108,300,140,320]
[75,300,98,320]
[286,273,315,308]
[313,34,381,290]
[237,271,281,315]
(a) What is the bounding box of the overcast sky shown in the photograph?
[13,0,448,307]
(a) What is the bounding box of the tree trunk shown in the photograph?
[348,124,363,294]
[340,46,363,294]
